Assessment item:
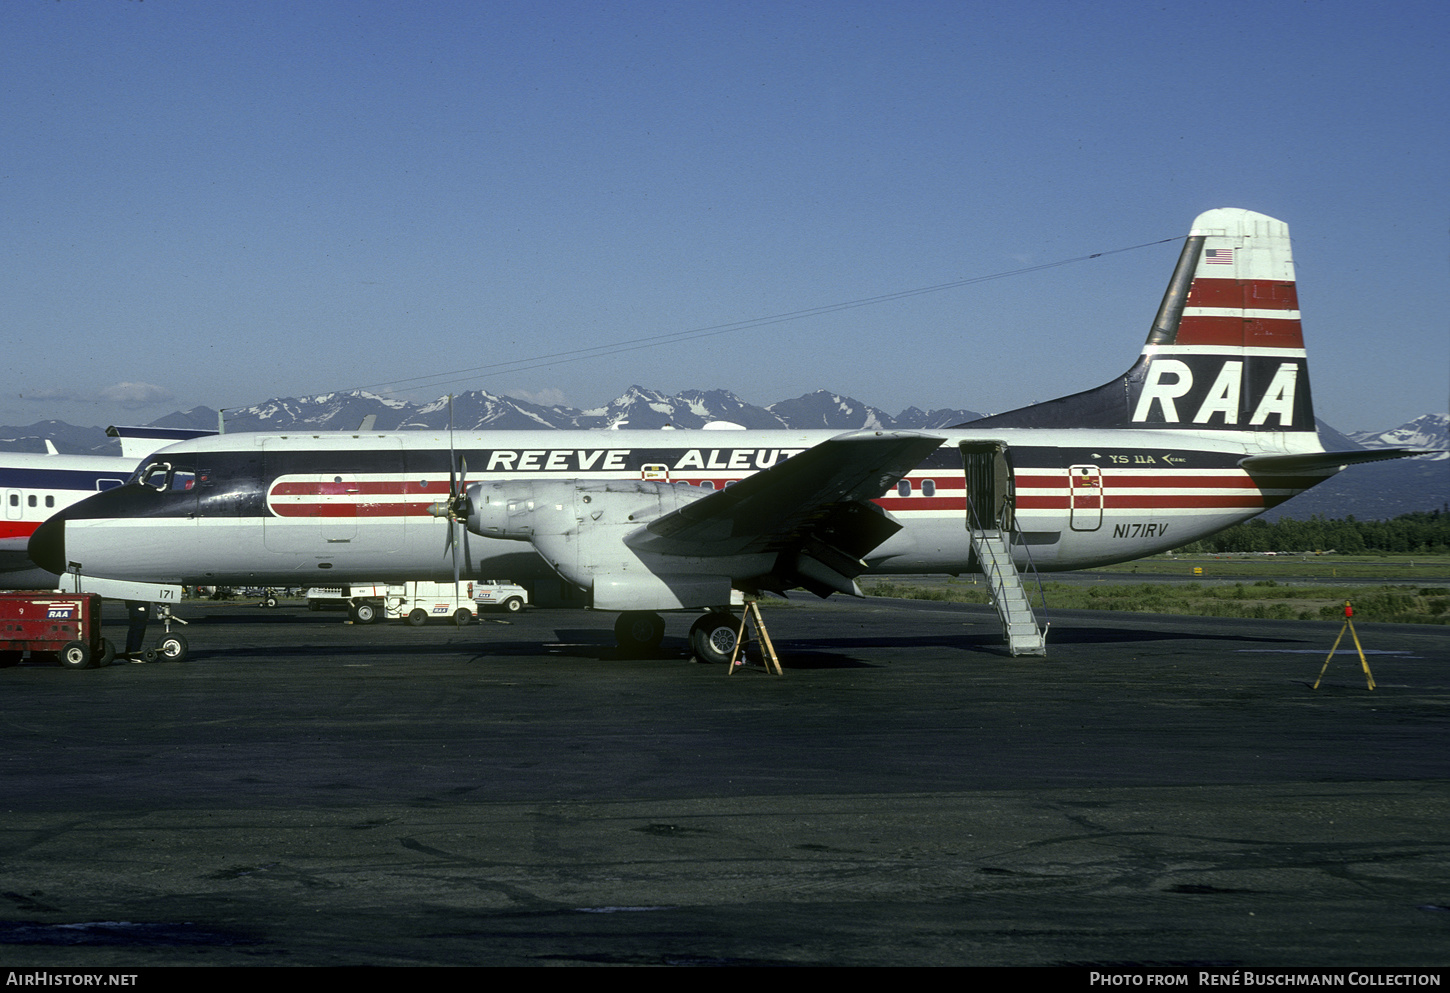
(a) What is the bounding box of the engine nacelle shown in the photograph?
[466,479,710,541]
[465,479,740,609]
[466,480,577,540]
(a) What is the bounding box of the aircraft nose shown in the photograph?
[27,517,66,576]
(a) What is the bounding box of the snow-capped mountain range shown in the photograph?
[141,386,986,435]
[1347,413,1449,457]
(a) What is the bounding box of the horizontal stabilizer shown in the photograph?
[1239,448,1442,474]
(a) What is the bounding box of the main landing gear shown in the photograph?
[608,608,772,668]
[688,604,782,674]
[610,610,741,663]
[614,611,666,654]
[688,612,740,666]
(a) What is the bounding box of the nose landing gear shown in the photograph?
[128,601,190,663]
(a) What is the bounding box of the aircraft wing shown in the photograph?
[1239,448,1444,474]
[625,430,943,567]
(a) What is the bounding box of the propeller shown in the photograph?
[428,395,474,585]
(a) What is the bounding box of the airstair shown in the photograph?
[961,441,1048,657]
[968,528,1047,656]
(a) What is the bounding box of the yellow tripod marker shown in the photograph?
[1314,601,1375,691]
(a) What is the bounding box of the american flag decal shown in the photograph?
[1204,248,1234,265]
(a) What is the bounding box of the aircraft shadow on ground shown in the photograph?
[512,629,880,669]
[129,629,883,670]
[86,609,1308,671]
[1042,625,1305,647]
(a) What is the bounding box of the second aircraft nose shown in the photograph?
[27,517,66,576]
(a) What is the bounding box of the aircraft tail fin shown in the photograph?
[107,425,219,461]
[967,208,1317,437]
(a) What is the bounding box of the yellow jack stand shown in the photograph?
[1314,601,1375,691]
[727,600,783,677]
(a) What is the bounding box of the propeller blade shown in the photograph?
[447,393,458,493]
[452,517,461,586]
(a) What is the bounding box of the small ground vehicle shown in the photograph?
[0,591,114,669]
[308,581,528,625]
[382,581,479,627]
[306,585,389,622]
[473,580,529,613]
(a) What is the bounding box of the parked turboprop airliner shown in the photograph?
[28,210,1431,660]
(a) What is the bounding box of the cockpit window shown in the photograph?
[135,463,163,489]
[134,461,197,492]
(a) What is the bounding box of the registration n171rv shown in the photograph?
[28,210,1429,660]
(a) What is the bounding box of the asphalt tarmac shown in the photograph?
[1,596,1447,967]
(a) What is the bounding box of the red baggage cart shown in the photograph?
[0,592,114,669]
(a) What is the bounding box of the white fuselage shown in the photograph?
[36,423,1326,593]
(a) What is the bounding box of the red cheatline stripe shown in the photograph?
[1020,473,1327,490]
[1019,473,1256,488]
[272,490,1276,518]
[1091,475,1260,488]
[275,497,983,517]
[1116,493,1266,508]
[271,480,448,496]
[888,493,1274,511]
[270,502,438,518]
[1187,278,1299,310]
[273,476,977,495]
[1016,496,1069,509]
[0,522,39,540]
[1016,494,1267,510]
[873,497,963,512]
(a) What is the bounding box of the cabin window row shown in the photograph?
[7,493,56,509]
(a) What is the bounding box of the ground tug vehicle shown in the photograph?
[0,591,113,669]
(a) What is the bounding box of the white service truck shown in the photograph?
[306,584,389,622]
[472,580,529,614]
[383,581,479,626]
[308,581,529,625]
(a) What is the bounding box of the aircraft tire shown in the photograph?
[352,601,378,625]
[614,611,665,654]
[503,597,524,613]
[407,608,429,627]
[156,633,189,663]
[453,608,473,626]
[59,641,92,670]
[689,613,739,665]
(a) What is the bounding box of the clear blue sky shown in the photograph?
[3,0,1446,433]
